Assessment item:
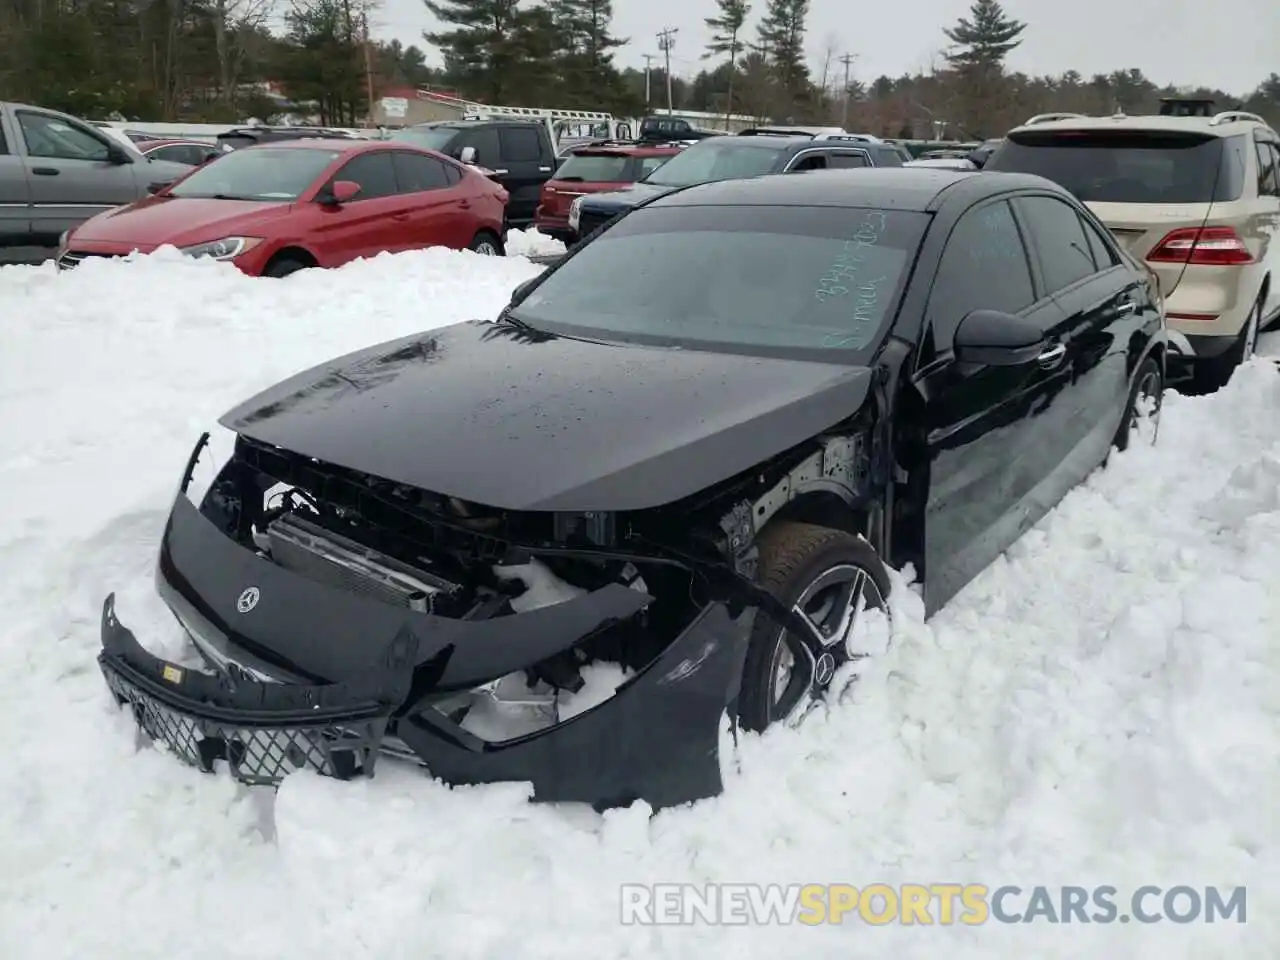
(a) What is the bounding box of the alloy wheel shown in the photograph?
[767,562,890,727]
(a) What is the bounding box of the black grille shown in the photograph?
[57,251,123,270]
[576,210,614,238]
[101,664,391,785]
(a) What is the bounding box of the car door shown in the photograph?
[0,110,32,245]
[911,196,1071,614]
[1011,192,1145,490]
[1252,132,1280,319]
[309,151,408,264]
[390,150,469,250]
[13,108,142,242]
[496,124,554,226]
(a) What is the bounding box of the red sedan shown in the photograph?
[57,139,509,276]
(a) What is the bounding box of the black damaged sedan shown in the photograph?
[99,168,1167,810]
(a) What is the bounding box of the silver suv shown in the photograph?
[0,102,191,252]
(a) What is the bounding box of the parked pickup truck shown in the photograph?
[0,101,192,250]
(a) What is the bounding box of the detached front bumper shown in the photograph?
[97,477,751,809]
[98,594,416,783]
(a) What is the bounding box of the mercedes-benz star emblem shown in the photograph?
[814,652,836,687]
[236,587,260,614]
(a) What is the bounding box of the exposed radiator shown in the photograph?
[267,512,462,612]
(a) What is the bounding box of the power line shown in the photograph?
[657,27,678,115]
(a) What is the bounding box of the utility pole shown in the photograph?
[657,27,678,115]
[642,54,655,107]
[838,53,856,130]
[362,11,376,128]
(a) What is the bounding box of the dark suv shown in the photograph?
[569,130,904,240]
[390,119,558,228]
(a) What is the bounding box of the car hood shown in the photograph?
[580,180,676,213]
[71,196,294,245]
[220,320,876,512]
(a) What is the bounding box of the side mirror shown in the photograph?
[321,180,361,205]
[509,277,538,304]
[146,181,170,195]
[953,309,1046,366]
[458,145,477,165]
[106,143,132,165]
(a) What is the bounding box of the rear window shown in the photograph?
[988,131,1245,203]
[554,153,635,182]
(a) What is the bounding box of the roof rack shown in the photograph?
[1024,112,1088,125]
[1209,110,1267,126]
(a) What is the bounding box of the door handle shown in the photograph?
[391,213,410,221]
[458,199,470,208]
[1037,342,1067,367]
[538,166,552,172]
[1115,299,1136,314]
[32,167,59,176]
[493,168,509,175]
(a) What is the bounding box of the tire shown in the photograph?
[263,258,309,278]
[737,521,892,733]
[1113,355,1163,452]
[469,231,504,256]
[1187,293,1262,394]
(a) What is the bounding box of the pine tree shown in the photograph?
[546,0,628,108]
[943,0,1026,74]
[755,0,809,119]
[423,0,526,102]
[703,0,749,125]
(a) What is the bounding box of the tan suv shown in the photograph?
[986,106,1280,391]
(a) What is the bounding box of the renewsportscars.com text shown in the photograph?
[619,883,1247,926]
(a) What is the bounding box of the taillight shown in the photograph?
[1147,226,1254,265]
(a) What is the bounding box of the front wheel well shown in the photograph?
[770,492,868,541]
[264,246,318,270]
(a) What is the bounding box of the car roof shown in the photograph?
[1007,111,1274,138]
[646,167,1059,212]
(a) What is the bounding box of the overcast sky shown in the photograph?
[371,0,1277,96]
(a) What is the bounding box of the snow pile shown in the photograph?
[0,250,1277,959]
[505,227,567,258]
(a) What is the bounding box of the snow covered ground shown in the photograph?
[0,247,1277,960]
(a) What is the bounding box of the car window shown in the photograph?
[989,131,1243,203]
[790,153,827,171]
[499,127,542,162]
[927,200,1037,348]
[443,162,462,185]
[168,146,340,200]
[462,128,501,166]
[333,152,398,199]
[639,155,672,177]
[0,123,7,154]
[554,153,633,182]
[1015,195,1098,292]
[1078,212,1119,269]
[1255,141,1278,196]
[510,204,929,363]
[828,152,869,168]
[17,112,110,161]
[642,138,788,186]
[150,144,198,165]
[392,151,451,192]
